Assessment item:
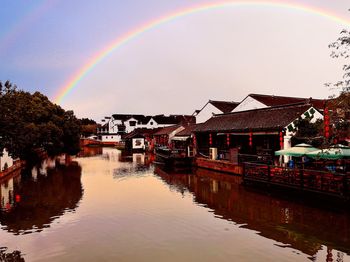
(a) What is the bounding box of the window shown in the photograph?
[150,122,153,125]
[129,121,136,126]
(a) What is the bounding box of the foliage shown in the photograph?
[80,118,96,125]
[0,81,81,159]
[328,29,350,92]
[79,118,97,137]
[328,27,350,142]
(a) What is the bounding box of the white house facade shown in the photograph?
[194,100,239,123]
[97,114,195,143]
[0,149,14,172]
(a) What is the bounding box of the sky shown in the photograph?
[0,0,349,121]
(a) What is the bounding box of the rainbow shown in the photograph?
[54,0,350,104]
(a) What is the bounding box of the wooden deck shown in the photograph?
[243,162,350,199]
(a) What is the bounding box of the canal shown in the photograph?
[0,147,349,261]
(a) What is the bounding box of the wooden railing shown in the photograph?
[243,162,349,198]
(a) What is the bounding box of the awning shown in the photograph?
[305,144,350,159]
[275,143,319,157]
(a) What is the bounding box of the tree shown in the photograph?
[329,29,350,92]
[0,81,81,160]
[328,27,350,143]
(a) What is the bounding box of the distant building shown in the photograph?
[97,114,195,144]
[153,125,185,147]
[232,93,326,113]
[193,100,239,123]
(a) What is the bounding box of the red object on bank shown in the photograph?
[15,195,21,203]
[324,107,330,139]
[279,131,284,149]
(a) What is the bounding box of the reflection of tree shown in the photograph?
[155,167,350,257]
[0,163,83,234]
[0,247,25,262]
[77,146,102,158]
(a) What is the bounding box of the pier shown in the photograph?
[243,162,350,200]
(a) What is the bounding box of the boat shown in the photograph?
[155,146,193,172]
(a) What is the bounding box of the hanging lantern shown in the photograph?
[209,133,212,146]
[249,131,253,146]
[279,131,284,149]
[226,134,230,146]
[324,107,330,139]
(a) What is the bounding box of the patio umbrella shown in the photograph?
[275,143,319,157]
[305,144,350,160]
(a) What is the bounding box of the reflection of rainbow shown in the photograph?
[53,1,350,104]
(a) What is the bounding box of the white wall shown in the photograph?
[232,96,267,112]
[168,126,185,144]
[101,135,122,143]
[284,107,323,137]
[0,149,13,172]
[196,103,225,123]
[132,138,145,150]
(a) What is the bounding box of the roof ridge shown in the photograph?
[249,93,326,101]
[213,102,314,117]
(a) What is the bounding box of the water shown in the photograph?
[0,147,349,261]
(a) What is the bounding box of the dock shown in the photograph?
[243,162,350,200]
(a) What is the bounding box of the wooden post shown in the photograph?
[267,164,271,183]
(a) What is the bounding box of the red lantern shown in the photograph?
[279,131,284,149]
[209,133,212,146]
[226,134,230,146]
[324,107,330,139]
[249,132,253,146]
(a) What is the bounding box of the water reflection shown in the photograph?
[114,152,154,180]
[0,247,25,262]
[155,167,350,258]
[77,146,103,158]
[0,159,83,235]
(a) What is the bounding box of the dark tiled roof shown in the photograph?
[153,125,182,136]
[209,100,239,113]
[153,115,195,125]
[112,114,146,122]
[195,104,315,133]
[248,94,326,110]
[111,114,195,125]
[175,124,201,137]
[123,128,160,139]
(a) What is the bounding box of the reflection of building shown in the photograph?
[0,162,83,234]
[0,148,13,172]
[154,167,350,257]
[132,153,145,165]
[0,178,14,210]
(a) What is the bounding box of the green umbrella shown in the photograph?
[275,143,319,157]
[305,144,350,160]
